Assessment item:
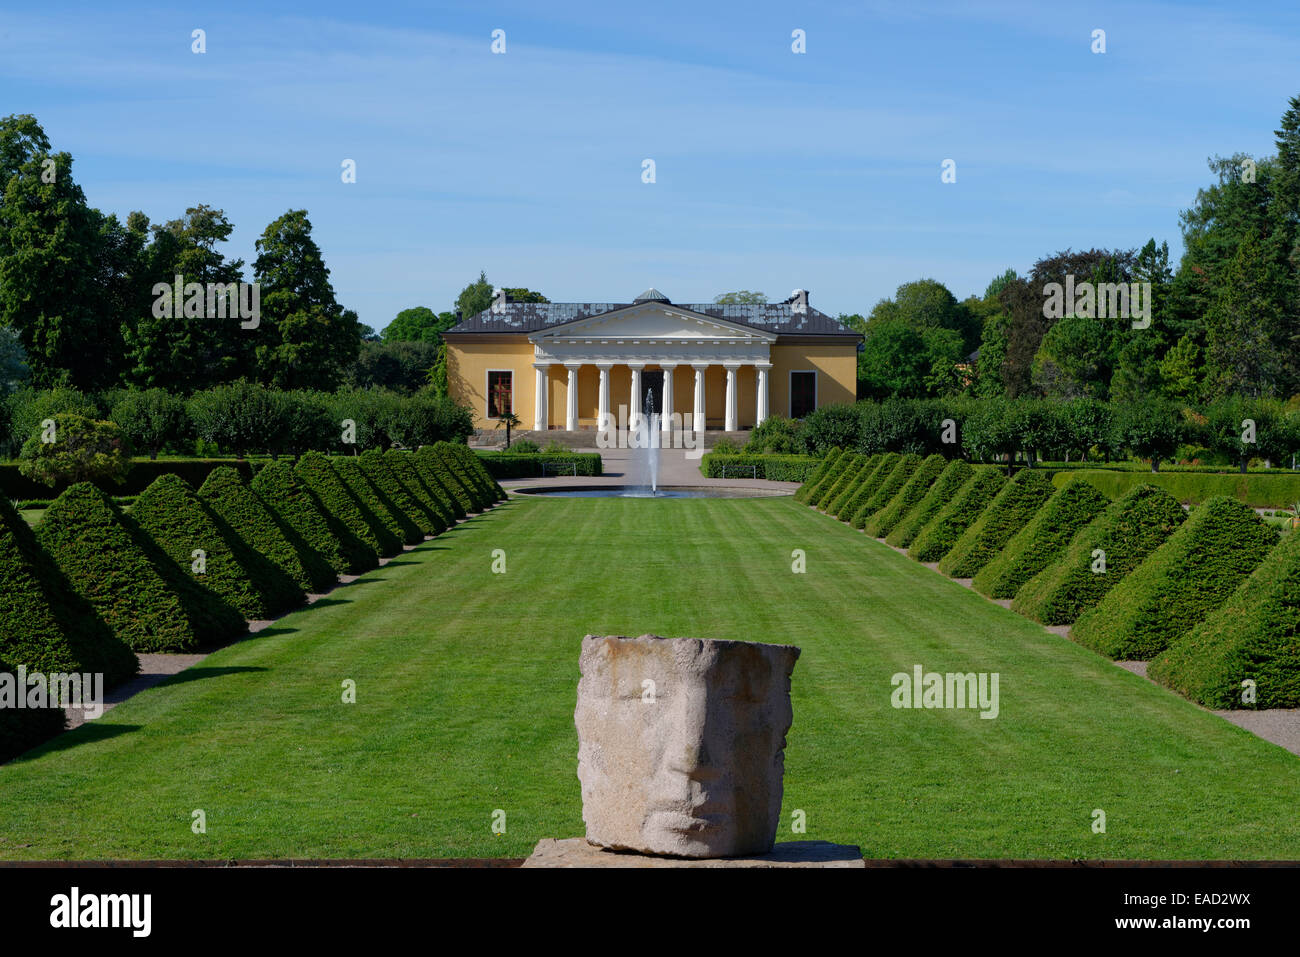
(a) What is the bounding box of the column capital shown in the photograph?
[754,361,773,371]
[723,361,743,371]
[594,362,614,372]
[657,362,678,370]
[691,362,711,372]
[626,362,646,371]
[532,361,552,370]
[563,361,583,371]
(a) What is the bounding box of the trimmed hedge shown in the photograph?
[1149,531,1300,708]
[973,479,1111,599]
[416,447,475,515]
[296,453,401,558]
[1053,469,1300,509]
[838,453,901,525]
[133,473,294,620]
[360,449,437,539]
[829,455,881,518]
[384,451,451,533]
[36,483,246,652]
[794,447,843,503]
[253,461,374,576]
[196,468,310,609]
[1011,484,1188,626]
[818,454,870,514]
[885,459,974,549]
[908,467,1005,563]
[851,453,922,530]
[938,469,1057,578]
[334,457,422,547]
[700,453,818,482]
[409,451,467,521]
[1071,496,1279,660]
[442,443,502,502]
[866,454,947,538]
[804,450,856,509]
[0,458,255,500]
[429,445,490,511]
[0,658,68,764]
[480,452,604,479]
[0,498,136,688]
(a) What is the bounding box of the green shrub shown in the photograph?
[18,414,131,488]
[479,452,603,479]
[215,468,339,593]
[414,447,473,517]
[196,468,309,611]
[700,453,817,481]
[359,449,435,539]
[384,451,451,533]
[1051,469,1300,509]
[504,439,541,454]
[1012,484,1188,626]
[0,498,136,688]
[908,468,1005,563]
[804,449,856,508]
[0,658,67,764]
[133,474,297,620]
[295,452,402,558]
[886,460,974,548]
[837,453,901,526]
[711,436,743,454]
[252,461,372,577]
[939,469,1056,578]
[36,483,246,652]
[334,457,421,547]
[817,453,870,513]
[866,454,947,538]
[973,479,1110,599]
[110,388,190,459]
[793,447,842,503]
[428,444,491,510]
[448,444,505,500]
[1148,532,1300,708]
[4,387,98,457]
[827,455,879,518]
[1071,496,1278,660]
[850,453,923,530]
[744,415,804,454]
[0,458,253,501]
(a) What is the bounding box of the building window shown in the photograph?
[790,371,816,418]
[488,370,513,418]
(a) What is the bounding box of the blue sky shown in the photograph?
[3,0,1298,330]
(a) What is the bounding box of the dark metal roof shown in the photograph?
[446,300,861,337]
[633,287,670,303]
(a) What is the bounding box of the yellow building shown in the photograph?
[444,288,862,432]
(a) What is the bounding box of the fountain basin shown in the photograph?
[511,485,791,499]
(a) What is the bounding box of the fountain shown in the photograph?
[628,388,661,497]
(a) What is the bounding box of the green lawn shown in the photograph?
[2,494,1298,860]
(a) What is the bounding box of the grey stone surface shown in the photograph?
[574,633,800,859]
[523,838,862,868]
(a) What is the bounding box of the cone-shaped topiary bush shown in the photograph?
[1148,531,1300,708]
[252,460,373,576]
[436,442,497,508]
[851,453,922,530]
[417,446,478,513]
[335,457,422,546]
[0,656,68,764]
[866,454,947,538]
[1011,484,1188,626]
[384,451,451,534]
[973,479,1110,599]
[359,449,437,538]
[134,473,298,619]
[886,459,974,549]
[1071,496,1279,660]
[447,443,505,500]
[823,454,875,517]
[0,498,136,688]
[908,467,1005,563]
[804,450,856,510]
[795,447,843,503]
[196,468,309,611]
[296,453,402,558]
[838,453,900,525]
[939,469,1056,578]
[410,450,467,521]
[36,483,246,652]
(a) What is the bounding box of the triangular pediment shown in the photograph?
[529,302,776,343]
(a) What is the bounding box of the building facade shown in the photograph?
[444,288,862,432]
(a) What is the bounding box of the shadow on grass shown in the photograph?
[17,721,141,761]
[155,666,267,689]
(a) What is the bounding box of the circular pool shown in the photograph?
[511,485,791,499]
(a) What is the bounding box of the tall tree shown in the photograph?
[253,209,360,391]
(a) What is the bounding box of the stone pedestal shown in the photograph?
[523,838,864,868]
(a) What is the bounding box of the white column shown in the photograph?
[596,364,612,431]
[755,362,770,427]
[565,363,580,431]
[533,363,549,432]
[692,363,708,437]
[660,363,676,434]
[628,363,644,429]
[724,364,739,432]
